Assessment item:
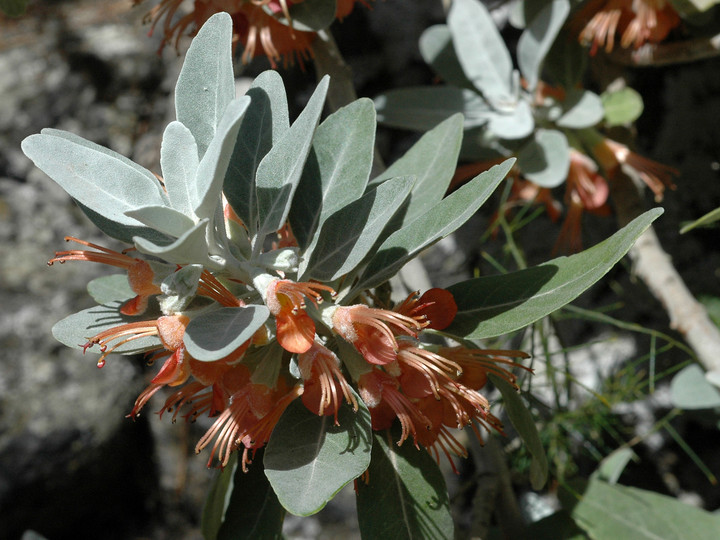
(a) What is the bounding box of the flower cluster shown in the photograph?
[135,0,369,66]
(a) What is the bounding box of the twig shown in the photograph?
[609,170,720,378]
[609,33,720,67]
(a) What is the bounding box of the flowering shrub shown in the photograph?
[21,12,662,538]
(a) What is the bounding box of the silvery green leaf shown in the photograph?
[184,306,270,361]
[87,274,135,304]
[374,86,489,131]
[194,97,251,220]
[76,201,173,245]
[557,89,604,129]
[265,0,337,31]
[125,205,196,238]
[52,303,161,354]
[159,264,203,314]
[670,364,720,409]
[516,129,569,188]
[303,176,414,282]
[448,0,513,101]
[255,77,329,244]
[291,98,375,252]
[347,160,513,299]
[175,12,235,158]
[370,114,464,227]
[21,131,167,228]
[224,71,289,235]
[256,247,300,272]
[161,121,199,217]
[485,99,535,139]
[419,25,475,90]
[517,0,570,91]
[134,218,215,268]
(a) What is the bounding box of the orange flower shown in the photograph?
[592,137,678,201]
[576,0,680,55]
[48,236,163,316]
[394,288,458,331]
[332,305,424,365]
[266,279,335,353]
[298,341,357,423]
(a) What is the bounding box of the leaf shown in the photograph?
[202,452,286,540]
[670,364,720,409]
[193,97,251,219]
[160,121,199,217]
[525,511,586,540]
[21,131,167,228]
[133,219,214,267]
[570,478,720,539]
[448,0,513,100]
[370,114,464,227]
[303,176,414,281]
[445,209,663,339]
[490,374,548,490]
[74,201,173,245]
[543,27,588,89]
[0,0,28,16]
[517,0,570,91]
[356,429,453,540]
[175,12,235,158]
[52,303,161,354]
[374,86,489,132]
[125,205,196,238]
[183,306,270,361]
[268,0,337,31]
[419,25,475,90]
[264,394,372,516]
[680,206,720,233]
[347,160,513,299]
[86,274,135,304]
[485,100,535,139]
[255,77,329,242]
[516,129,570,187]
[224,71,289,235]
[596,447,636,484]
[556,89,604,129]
[290,98,376,252]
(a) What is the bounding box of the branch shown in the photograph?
[609,33,720,67]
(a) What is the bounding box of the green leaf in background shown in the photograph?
[543,27,588,89]
[0,0,28,16]
[446,209,663,339]
[699,295,720,328]
[160,121,200,218]
[224,71,289,235]
[448,0,513,101]
[86,274,136,304]
[348,160,513,299]
[183,306,270,362]
[21,131,168,228]
[516,129,569,187]
[370,113,464,227]
[517,0,570,91]
[374,86,489,132]
[595,447,635,484]
[52,303,161,355]
[490,374,548,490]
[601,87,644,127]
[291,98,375,252]
[557,89,604,129]
[269,0,337,31]
[202,452,285,540]
[680,206,720,233]
[569,477,720,539]
[670,364,720,409]
[303,176,414,281]
[356,429,453,540]
[255,77,329,243]
[419,25,476,90]
[264,393,372,516]
[175,12,235,158]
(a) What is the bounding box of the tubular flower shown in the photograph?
[575,0,680,55]
[48,236,163,316]
[394,288,458,331]
[436,346,532,391]
[299,341,358,423]
[592,137,678,202]
[266,279,336,354]
[332,305,425,365]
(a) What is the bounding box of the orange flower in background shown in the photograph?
[575,0,681,55]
